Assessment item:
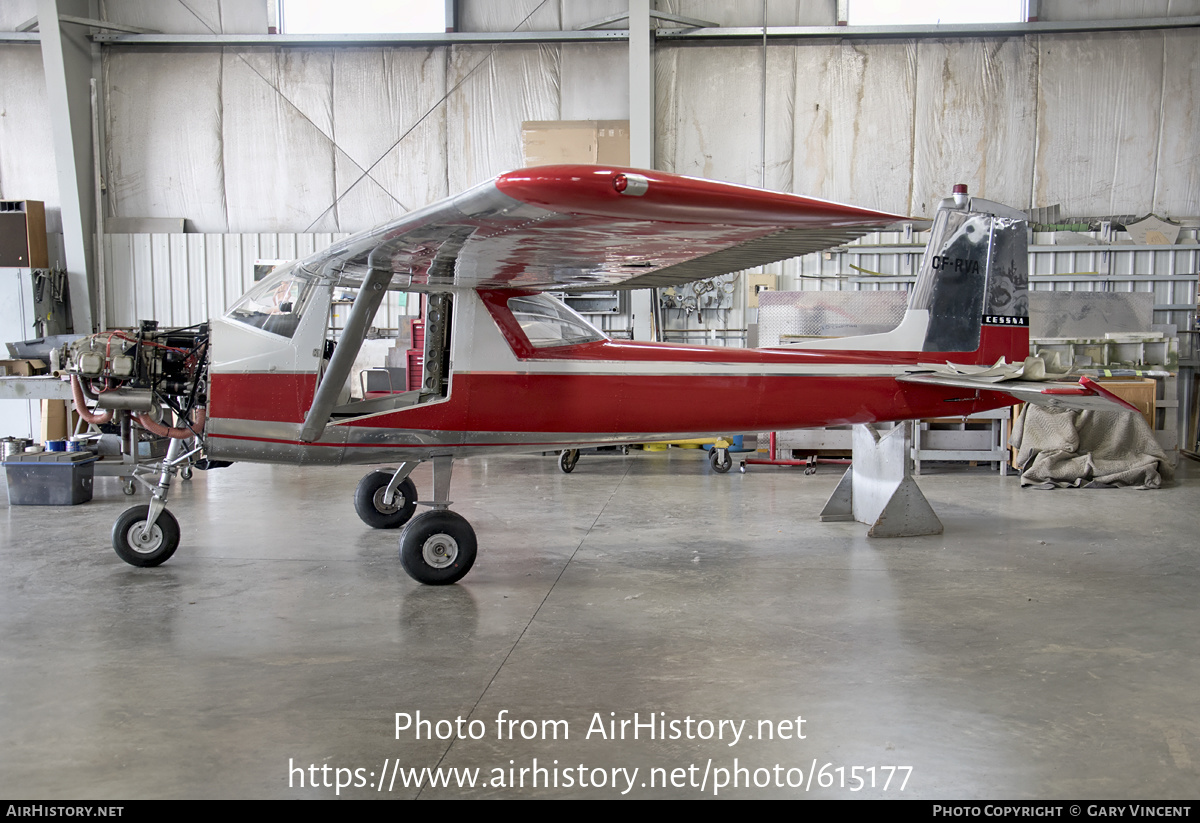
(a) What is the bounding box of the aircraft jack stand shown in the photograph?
[819,422,943,538]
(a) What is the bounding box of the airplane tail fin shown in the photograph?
[910,186,1029,365]
[786,185,1029,365]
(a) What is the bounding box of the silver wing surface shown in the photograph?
[290,165,905,292]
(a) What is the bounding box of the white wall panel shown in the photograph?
[661,0,837,27]
[0,46,59,208]
[102,0,269,34]
[221,50,337,232]
[457,0,561,32]
[1034,32,1164,217]
[445,45,561,193]
[791,41,917,216]
[912,38,1038,213]
[90,17,1200,238]
[329,48,449,232]
[1155,29,1200,217]
[0,1,37,29]
[560,44,628,120]
[104,49,227,230]
[559,0,628,31]
[657,44,795,190]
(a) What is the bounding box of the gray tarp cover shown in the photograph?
[1011,405,1174,490]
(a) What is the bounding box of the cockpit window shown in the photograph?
[226,264,320,338]
[507,294,605,348]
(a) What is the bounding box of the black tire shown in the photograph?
[112,505,180,567]
[399,510,477,585]
[354,471,417,529]
[180,465,193,480]
[709,448,732,474]
[558,449,579,474]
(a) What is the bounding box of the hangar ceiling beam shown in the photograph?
[90,30,629,45]
[655,16,1200,41]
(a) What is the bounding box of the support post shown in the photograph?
[628,0,655,341]
[39,0,97,333]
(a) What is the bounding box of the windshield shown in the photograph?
[507,294,605,348]
[225,264,321,338]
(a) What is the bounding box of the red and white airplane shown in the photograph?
[65,165,1133,584]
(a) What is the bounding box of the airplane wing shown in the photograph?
[295,165,904,292]
[898,372,1142,413]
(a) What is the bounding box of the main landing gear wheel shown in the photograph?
[398,510,477,585]
[709,448,733,473]
[112,505,180,567]
[558,449,580,474]
[354,471,418,529]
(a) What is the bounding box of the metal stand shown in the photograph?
[819,422,943,538]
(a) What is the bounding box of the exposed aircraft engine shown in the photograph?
[63,321,209,437]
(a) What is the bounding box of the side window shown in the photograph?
[507,295,605,348]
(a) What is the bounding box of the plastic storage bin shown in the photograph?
[4,451,97,505]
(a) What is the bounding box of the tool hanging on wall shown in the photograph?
[658,273,739,319]
[31,267,71,337]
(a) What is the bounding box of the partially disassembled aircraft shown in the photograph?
[63,165,1135,584]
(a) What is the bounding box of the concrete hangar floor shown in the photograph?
[1,450,1196,799]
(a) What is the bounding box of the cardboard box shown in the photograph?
[40,399,73,442]
[0,359,46,377]
[522,120,630,167]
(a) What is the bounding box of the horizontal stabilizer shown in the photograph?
[898,372,1141,413]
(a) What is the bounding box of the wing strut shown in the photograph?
[299,267,391,443]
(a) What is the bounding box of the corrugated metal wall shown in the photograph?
[103,232,349,328]
[656,227,1198,344]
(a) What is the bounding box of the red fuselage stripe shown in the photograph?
[210,371,1013,435]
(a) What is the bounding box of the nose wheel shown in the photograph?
[112,504,180,567]
[112,437,188,567]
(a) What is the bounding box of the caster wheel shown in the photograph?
[738,462,746,474]
[354,471,418,529]
[399,511,477,585]
[112,505,180,567]
[122,480,136,496]
[180,466,193,480]
[709,448,732,473]
[558,449,579,474]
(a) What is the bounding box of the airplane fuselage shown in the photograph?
[204,286,1021,466]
